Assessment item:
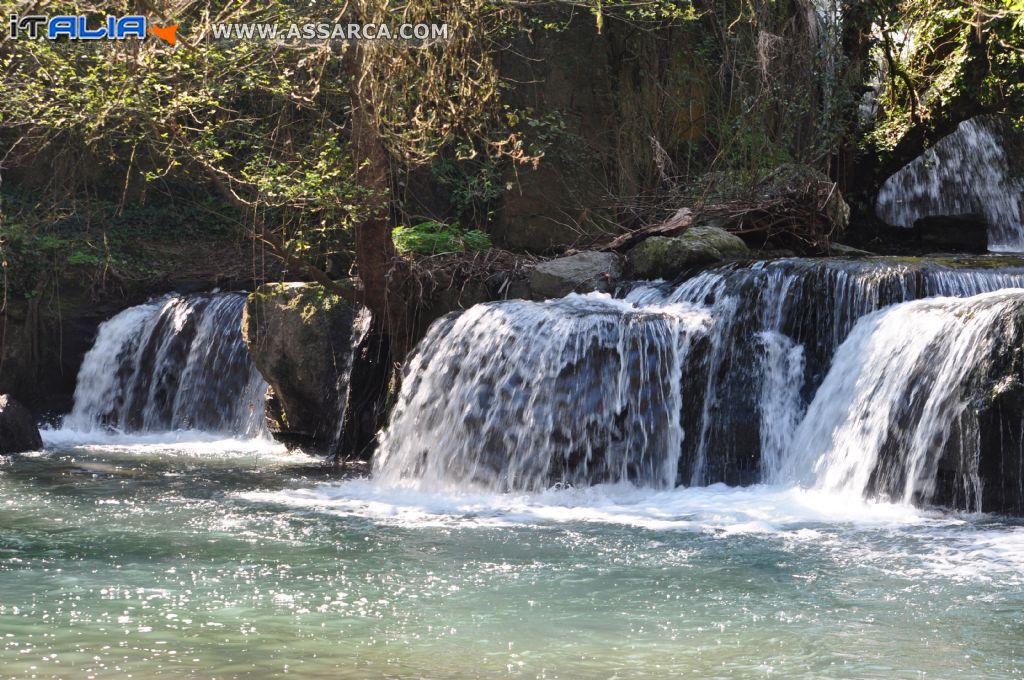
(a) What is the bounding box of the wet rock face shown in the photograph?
[964,324,1024,516]
[626,227,749,280]
[242,283,359,447]
[875,115,1024,252]
[913,214,989,252]
[974,380,1024,516]
[0,394,43,454]
[529,252,623,299]
[921,304,1024,515]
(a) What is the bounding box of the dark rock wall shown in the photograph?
[0,394,43,453]
[493,13,708,252]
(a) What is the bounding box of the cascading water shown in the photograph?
[778,290,1024,511]
[875,116,1024,252]
[63,292,268,437]
[375,295,711,491]
[375,257,1024,513]
[625,257,1024,487]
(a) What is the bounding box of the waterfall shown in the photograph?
[756,331,806,478]
[65,293,268,437]
[632,258,1024,485]
[875,116,1024,252]
[375,258,1024,510]
[375,294,711,491]
[779,290,1024,511]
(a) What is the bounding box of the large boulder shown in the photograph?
[0,395,43,454]
[529,251,622,299]
[627,227,749,279]
[242,282,360,447]
[876,115,1024,252]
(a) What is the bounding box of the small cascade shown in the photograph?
[628,257,1024,485]
[65,293,267,437]
[375,295,711,491]
[756,331,806,478]
[875,116,1024,252]
[778,290,1024,511]
[374,257,1024,509]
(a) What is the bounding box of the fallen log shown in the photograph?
[596,208,694,252]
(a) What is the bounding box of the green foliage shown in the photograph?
[514,0,695,33]
[501,107,573,162]
[431,157,506,225]
[0,0,361,286]
[589,0,696,26]
[0,0,595,294]
[461,229,493,251]
[424,106,576,228]
[692,0,854,187]
[866,0,1024,152]
[0,187,238,297]
[392,221,492,256]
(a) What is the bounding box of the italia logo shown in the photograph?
[9,15,178,44]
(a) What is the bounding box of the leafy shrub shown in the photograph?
[392,221,492,256]
[461,229,493,252]
[431,157,507,224]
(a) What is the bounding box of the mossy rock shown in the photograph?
[242,282,359,444]
[627,227,749,280]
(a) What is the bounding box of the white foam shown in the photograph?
[919,527,1024,581]
[239,480,1024,582]
[239,479,929,532]
[42,427,290,458]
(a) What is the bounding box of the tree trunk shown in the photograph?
[834,0,874,195]
[349,72,396,325]
[333,53,404,462]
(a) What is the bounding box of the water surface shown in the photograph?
[1,434,1023,679]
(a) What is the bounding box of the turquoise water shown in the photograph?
[2,434,1024,679]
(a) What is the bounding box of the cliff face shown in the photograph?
[0,394,42,453]
[491,12,711,253]
[0,292,118,420]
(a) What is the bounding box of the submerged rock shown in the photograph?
[0,394,43,454]
[529,251,622,299]
[242,282,360,447]
[627,227,748,279]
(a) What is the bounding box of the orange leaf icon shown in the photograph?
[149,24,178,45]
